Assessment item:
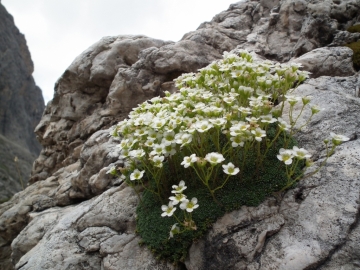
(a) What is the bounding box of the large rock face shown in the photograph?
[0,0,359,269]
[0,3,45,202]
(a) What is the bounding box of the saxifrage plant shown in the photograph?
[107,49,349,262]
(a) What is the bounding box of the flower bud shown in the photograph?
[311,105,321,115]
[271,109,282,118]
[332,139,342,146]
[302,96,311,106]
[184,220,197,230]
[305,158,314,167]
[118,167,128,175]
[196,158,207,167]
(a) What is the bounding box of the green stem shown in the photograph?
[212,175,231,194]
[292,104,306,128]
[291,114,314,136]
[262,127,282,161]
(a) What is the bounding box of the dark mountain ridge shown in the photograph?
[0,2,45,201]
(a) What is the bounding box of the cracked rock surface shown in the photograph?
[0,0,360,269]
[11,185,176,270]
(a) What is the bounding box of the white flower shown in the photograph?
[150,96,162,103]
[147,130,157,141]
[278,117,290,131]
[292,146,311,159]
[246,116,259,124]
[222,162,240,175]
[330,132,350,146]
[181,154,197,168]
[133,117,145,126]
[169,193,187,205]
[238,107,252,115]
[230,135,244,147]
[134,128,148,137]
[249,99,263,108]
[207,106,223,115]
[230,121,250,136]
[277,148,294,165]
[129,149,146,159]
[173,117,183,126]
[164,121,177,132]
[239,86,254,95]
[163,144,176,157]
[109,126,119,137]
[119,149,130,159]
[195,120,213,133]
[144,139,155,148]
[175,133,193,147]
[118,139,131,150]
[290,62,303,71]
[162,131,176,146]
[130,169,145,181]
[298,70,311,81]
[285,95,301,106]
[260,114,277,124]
[161,202,176,217]
[180,197,199,212]
[169,223,180,238]
[192,102,206,112]
[174,103,186,112]
[150,144,164,156]
[205,152,225,165]
[166,93,182,102]
[251,128,266,142]
[152,155,165,168]
[223,96,236,104]
[185,126,196,134]
[209,118,227,127]
[202,91,213,99]
[171,180,187,193]
[151,118,167,129]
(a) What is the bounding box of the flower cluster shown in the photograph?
[277,146,312,165]
[161,181,199,238]
[112,50,314,196]
[277,133,349,191]
[108,49,350,247]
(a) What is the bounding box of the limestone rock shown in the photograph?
[184,0,360,61]
[1,0,360,269]
[11,184,178,270]
[330,30,360,47]
[291,47,356,78]
[0,3,45,202]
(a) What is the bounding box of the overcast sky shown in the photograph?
[2,0,239,104]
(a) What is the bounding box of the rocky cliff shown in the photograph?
[0,3,45,202]
[0,0,360,269]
